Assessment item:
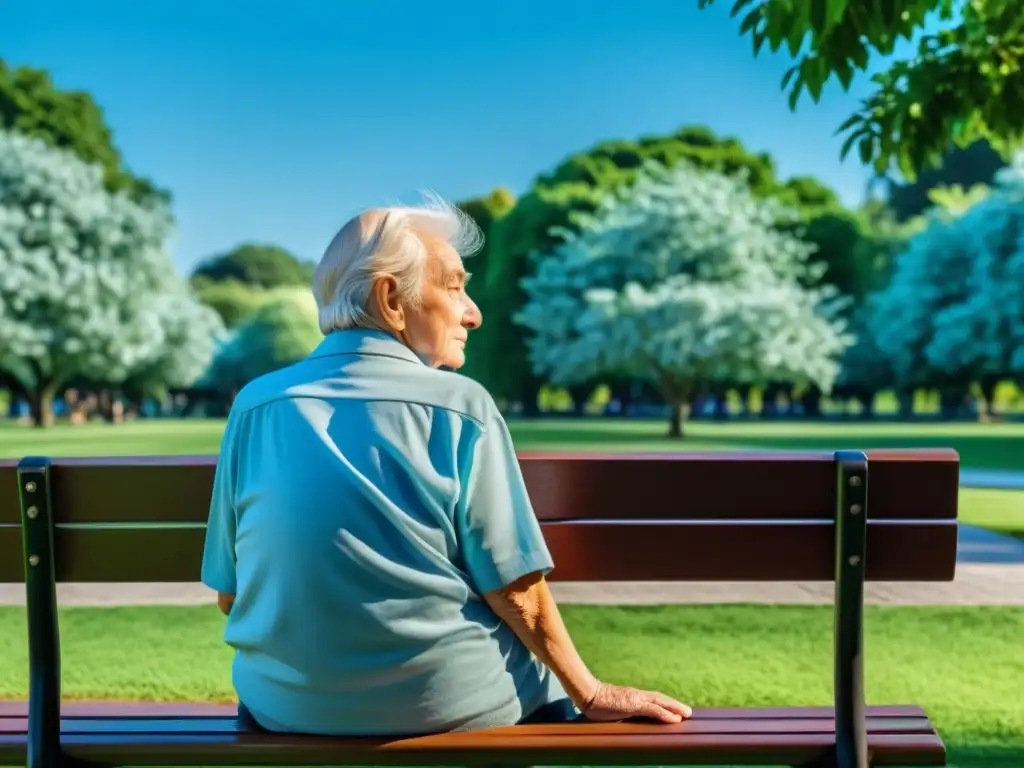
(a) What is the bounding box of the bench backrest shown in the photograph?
[0,449,960,584]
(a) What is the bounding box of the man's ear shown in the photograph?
[369,275,405,331]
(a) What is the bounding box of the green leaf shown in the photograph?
[753,30,768,56]
[739,6,761,35]
[835,58,855,89]
[787,26,806,57]
[858,135,874,164]
[826,0,848,30]
[781,64,800,90]
[850,41,870,69]
[763,6,790,52]
[810,0,833,35]
[835,112,861,133]
[729,0,755,16]
[839,125,866,158]
[788,78,805,110]
[803,58,827,102]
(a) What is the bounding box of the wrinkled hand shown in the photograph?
[580,682,692,723]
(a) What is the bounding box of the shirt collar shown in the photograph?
[308,328,426,366]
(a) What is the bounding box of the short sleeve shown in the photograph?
[455,414,553,594]
[201,410,240,594]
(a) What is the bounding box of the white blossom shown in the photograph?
[871,166,1024,389]
[0,129,224,398]
[517,161,849,401]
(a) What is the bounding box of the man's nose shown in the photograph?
[463,296,482,330]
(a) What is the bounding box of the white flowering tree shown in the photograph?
[0,130,224,426]
[517,161,850,437]
[120,284,227,402]
[870,152,1024,416]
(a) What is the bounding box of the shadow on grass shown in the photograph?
[980,526,1024,543]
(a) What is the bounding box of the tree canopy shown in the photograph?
[701,0,1023,179]
[454,187,517,389]
[884,139,1005,221]
[0,129,222,425]
[204,287,322,392]
[483,125,869,411]
[861,152,1024,415]
[0,60,167,205]
[518,161,849,436]
[191,243,314,289]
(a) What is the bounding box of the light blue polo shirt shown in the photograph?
[201,328,568,736]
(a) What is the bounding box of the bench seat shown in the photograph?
[1,449,960,766]
[0,702,945,766]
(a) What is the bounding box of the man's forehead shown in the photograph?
[424,237,465,275]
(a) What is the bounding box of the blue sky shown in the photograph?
[3,0,910,274]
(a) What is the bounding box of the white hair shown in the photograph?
[312,192,484,335]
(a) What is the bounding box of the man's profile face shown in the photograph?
[401,235,482,369]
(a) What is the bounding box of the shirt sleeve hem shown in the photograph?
[201,571,237,595]
[476,549,555,595]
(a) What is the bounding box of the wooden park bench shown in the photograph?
[0,448,960,768]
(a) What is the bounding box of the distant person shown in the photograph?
[201,194,690,736]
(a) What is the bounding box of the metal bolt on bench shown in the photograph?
[0,448,960,767]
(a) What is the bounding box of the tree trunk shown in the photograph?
[520,378,542,417]
[737,384,751,417]
[802,385,823,418]
[897,390,915,420]
[857,392,876,419]
[97,389,115,422]
[567,384,592,417]
[978,377,998,421]
[29,383,56,428]
[668,400,685,438]
[608,380,633,417]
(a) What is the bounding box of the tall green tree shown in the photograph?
[191,243,313,289]
[0,60,166,205]
[487,126,854,413]
[455,188,516,390]
[884,140,1004,221]
[204,288,322,393]
[701,0,1023,178]
[191,279,269,329]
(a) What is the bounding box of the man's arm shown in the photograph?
[483,570,690,723]
[455,410,690,724]
[217,592,235,615]
[483,570,598,706]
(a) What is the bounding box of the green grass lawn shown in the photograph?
[2,416,1024,466]
[0,604,1020,767]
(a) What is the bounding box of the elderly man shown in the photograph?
[201,196,691,736]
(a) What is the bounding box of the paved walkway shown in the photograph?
[2,525,1021,608]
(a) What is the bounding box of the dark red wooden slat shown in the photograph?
[0,701,236,717]
[0,701,931,720]
[544,520,957,582]
[0,715,939,736]
[0,731,947,766]
[0,450,959,525]
[3,702,932,719]
[0,519,958,583]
